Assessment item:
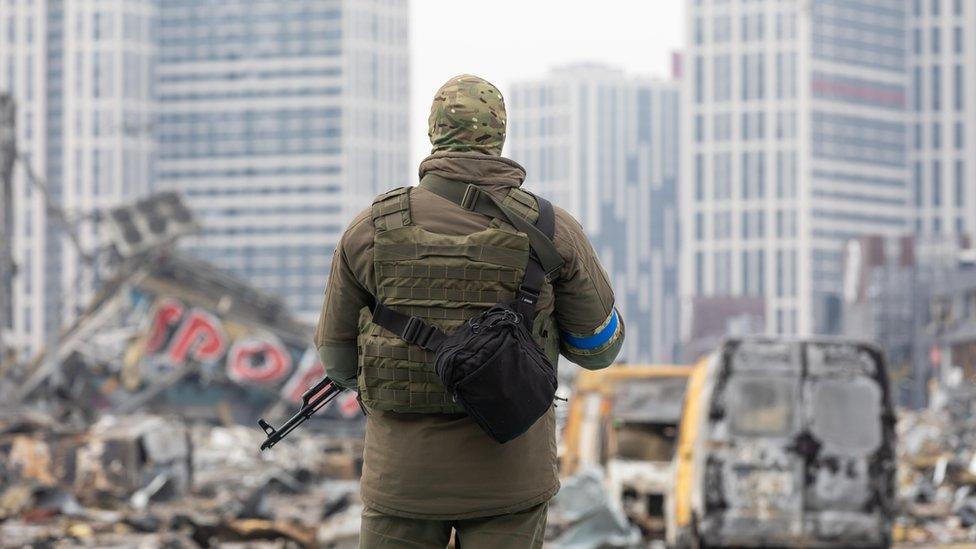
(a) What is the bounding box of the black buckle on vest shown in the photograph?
[517,285,541,306]
[461,185,481,211]
[402,316,437,349]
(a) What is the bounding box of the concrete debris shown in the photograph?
[546,468,642,548]
[0,413,362,548]
[896,390,976,545]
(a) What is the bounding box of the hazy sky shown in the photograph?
[409,1,685,169]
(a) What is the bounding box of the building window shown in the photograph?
[714,112,731,141]
[914,123,923,149]
[714,15,731,43]
[933,160,943,206]
[695,252,704,294]
[933,122,942,149]
[955,160,965,207]
[913,28,922,54]
[694,17,704,45]
[714,211,731,240]
[695,154,704,201]
[776,250,784,298]
[932,0,941,16]
[695,115,704,142]
[932,65,941,111]
[914,161,923,207]
[695,56,704,104]
[955,121,965,149]
[715,251,731,295]
[954,27,964,53]
[714,55,731,102]
[742,251,750,294]
[914,66,923,111]
[954,64,964,110]
[714,152,731,199]
[932,27,941,54]
[695,213,704,241]
[757,250,766,295]
[741,53,764,101]
[954,0,963,15]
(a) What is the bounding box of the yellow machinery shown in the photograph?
[561,364,694,538]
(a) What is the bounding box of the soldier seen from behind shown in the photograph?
[315,74,624,548]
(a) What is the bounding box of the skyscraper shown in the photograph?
[683,0,910,336]
[154,0,410,321]
[908,0,976,240]
[0,0,155,357]
[508,65,681,363]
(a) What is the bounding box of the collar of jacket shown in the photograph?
[417,151,526,188]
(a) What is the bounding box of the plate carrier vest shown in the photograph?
[358,181,559,414]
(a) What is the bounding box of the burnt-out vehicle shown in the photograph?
[667,338,896,548]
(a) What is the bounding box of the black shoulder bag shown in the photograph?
[370,174,565,443]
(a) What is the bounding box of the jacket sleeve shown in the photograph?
[314,210,374,390]
[551,207,624,369]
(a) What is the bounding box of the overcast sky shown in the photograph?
[409,1,685,169]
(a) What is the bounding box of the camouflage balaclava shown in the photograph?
[428,74,507,156]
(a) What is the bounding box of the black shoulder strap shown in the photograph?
[370,177,560,350]
[418,174,564,279]
[512,194,555,315]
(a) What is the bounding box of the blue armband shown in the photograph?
[561,309,620,352]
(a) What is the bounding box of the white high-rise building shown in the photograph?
[0,0,155,358]
[508,65,681,363]
[683,0,910,336]
[908,0,976,239]
[154,0,410,321]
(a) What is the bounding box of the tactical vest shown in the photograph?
[358,184,558,414]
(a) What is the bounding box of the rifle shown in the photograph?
[258,376,345,451]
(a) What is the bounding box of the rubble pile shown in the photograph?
[896,390,976,546]
[0,413,363,548]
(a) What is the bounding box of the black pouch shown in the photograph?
[434,302,557,443]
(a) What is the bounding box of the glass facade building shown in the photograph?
[0,0,155,357]
[509,65,681,363]
[684,0,911,336]
[153,0,410,320]
[909,0,976,241]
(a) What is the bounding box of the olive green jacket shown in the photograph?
[314,151,623,519]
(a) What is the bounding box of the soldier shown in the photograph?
[315,74,624,548]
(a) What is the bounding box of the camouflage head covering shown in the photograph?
[428,74,506,156]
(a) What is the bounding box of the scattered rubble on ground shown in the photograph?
[0,413,363,548]
[895,385,976,546]
[546,468,642,548]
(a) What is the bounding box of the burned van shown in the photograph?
[667,338,896,549]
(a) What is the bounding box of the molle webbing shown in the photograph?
[371,187,412,231]
[373,243,528,270]
[376,263,520,284]
[500,188,541,223]
[378,286,511,305]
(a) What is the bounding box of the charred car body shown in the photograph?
[668,338,896,548]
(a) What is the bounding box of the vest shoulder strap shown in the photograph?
[501,187,541,225]
[371,187,412,232]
